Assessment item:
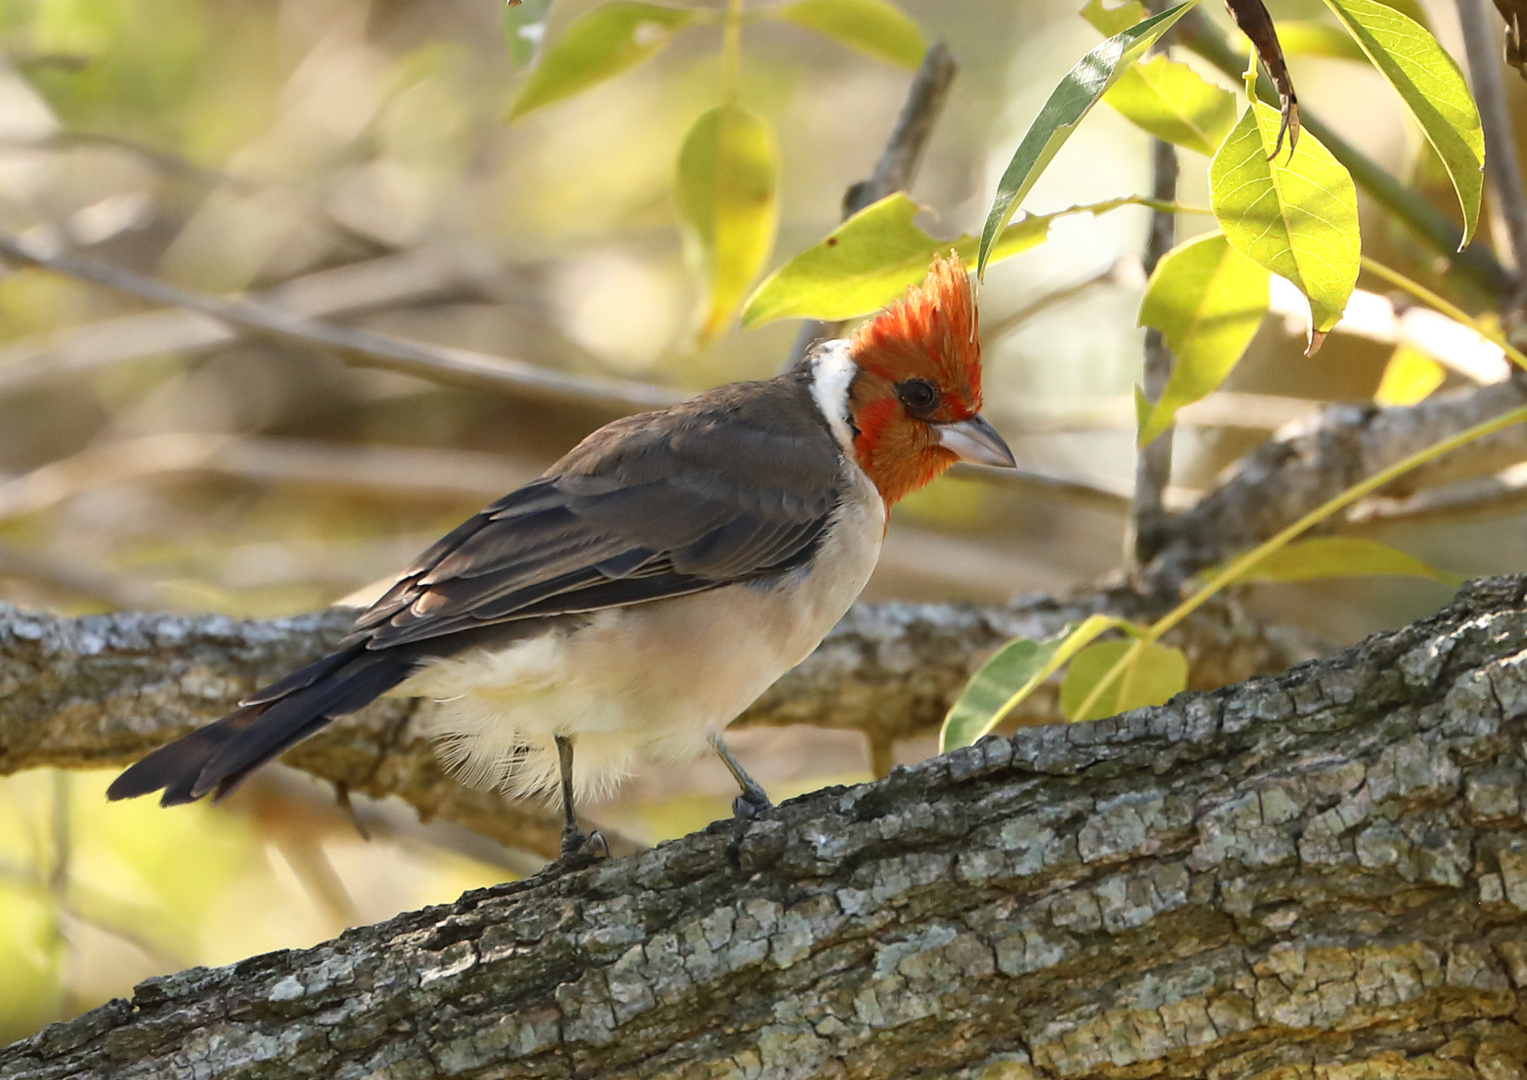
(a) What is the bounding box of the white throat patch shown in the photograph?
[809,340,858,453]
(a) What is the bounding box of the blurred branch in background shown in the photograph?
[785,42,957,367]
[1457,0,1527,308]
[0,233,683,412]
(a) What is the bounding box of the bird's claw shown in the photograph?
[732,788,772,820]
[559,827,610,862]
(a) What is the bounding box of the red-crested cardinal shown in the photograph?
[108,253,1015,858]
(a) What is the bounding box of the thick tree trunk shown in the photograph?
[4,577,1527,1079]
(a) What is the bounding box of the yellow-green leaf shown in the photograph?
[1080,0,1148,36]
[1374,344,1446,405]
[1104,55,1237,155]
[978,1,1199,275]
[775,0,926,68]
[1137,231,1269,445]
[504,0,555,69]
[940,614,1121,751]
[1320,0,1483,245]
[743,193,1144,327]
[1059,639,1189,722]
[1224,536,1460,584]
[678,105,780,345]
[1272,20,1368,61]
[1209,101,1359,345]
[508,2,694,119]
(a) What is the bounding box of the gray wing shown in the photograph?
[350,376,848,651]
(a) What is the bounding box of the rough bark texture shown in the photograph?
[5,576,1527,1079]
[0,590,1309,860]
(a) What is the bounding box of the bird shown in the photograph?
[107,253,1016,860]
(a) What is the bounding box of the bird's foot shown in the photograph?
[731,785,772,821]
[558,826,610,863]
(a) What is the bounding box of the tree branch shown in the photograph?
[6,576,1526,1078]
[1146,379,1527,588]
[0,233,682,413]
[1458,0,1527,301]
[785,42,959,367]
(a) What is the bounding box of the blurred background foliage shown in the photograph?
[0,0,1524,1043]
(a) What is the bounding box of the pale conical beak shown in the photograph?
[934,414,1016,468]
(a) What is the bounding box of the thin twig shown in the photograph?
[1457,0,1527,309]
[0,233,683,413]
[784,42,959,368]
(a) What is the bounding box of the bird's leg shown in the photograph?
[709,732,771,819]
[554,735,607,860]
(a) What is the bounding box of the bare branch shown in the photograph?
[5,576,1524,1079]
[0,233,683,413]
[785,42,959,367]
[1458,0,1527,299]
[1147,379,1527,587]
[1131,103,1181,568]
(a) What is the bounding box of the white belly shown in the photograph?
[392,466,885,799]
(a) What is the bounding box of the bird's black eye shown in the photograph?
[895,378,939,416]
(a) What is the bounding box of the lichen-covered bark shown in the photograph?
[5,577,1526,1080]
[0,591,1306,860]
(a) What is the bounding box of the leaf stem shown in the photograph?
[722,0,745,104]
[1360,255,1527,371]
[1069,402,1527,720]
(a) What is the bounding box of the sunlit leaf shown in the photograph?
[1320,0,1483,245]
[1137,231,1270,445]
[508,2,694,119]
[1079,0,1148,36]
[1221,536,1460,584]
[677,105,780,344]
[940,614,1121,751]
[743,193,1144,327]
[977,1,1198,275]
[503,0,555,69]
[775,0,926,68]
[1209,101,1359,348]
[1059,639,1189,722]
[1104,54,1238,155]
[1374,344,1446,405]
[1272,20,1368,61]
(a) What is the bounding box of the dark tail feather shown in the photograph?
[107,646,416,807]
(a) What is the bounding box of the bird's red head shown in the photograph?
[845,253,1014,505]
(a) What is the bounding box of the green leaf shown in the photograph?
[1137,232,1270,445]
[978,1,1199,276]
[1374,343,1446,405]
[1060,639,1189,722]
[1209,101,1359,346]
[1222,536,1461,584]
[940,614,1120,751]
[743,194,1144,327]
[1080,0,1148,36]
[503,0,555,70]
[1271,20,1368,62]
[508,2,694,119]
[1104,54,1238,155]
[775,0,926,68]
[1320,0,1483,246]
[677,105,780,344]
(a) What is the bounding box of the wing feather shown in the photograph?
[351,371,847,651]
